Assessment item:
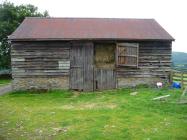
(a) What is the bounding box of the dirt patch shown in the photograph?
[57,103,117,110]
[0,84,12,95]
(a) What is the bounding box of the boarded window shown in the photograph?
[94,43,115,69]
[116,43,139,67]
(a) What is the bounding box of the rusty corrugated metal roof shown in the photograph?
[9,17,174,41]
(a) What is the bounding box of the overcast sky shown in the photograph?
[1,0,187,52]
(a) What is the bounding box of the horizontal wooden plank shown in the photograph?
[139,42,171,47]
[11,47,70,50]
[139,47,171,50]
[12,48,70,52]
[12,46,70,49]
[139,53,171,56]
[117,74,168,78]
[12,58,25,62]
[173,77,182,81]
[172,73,182,76]
[139,50,171,53]
[12,43,70,48]
[11,58,70,62]
[139,60,171,63]
[12,69,69,73]
[12,72,69,76]
[11,49,70,52]
[138,66,171,69]
[116,69,171,73]
[139,56,171,59]
[12,75,68,78]
[117,71,170,75]
[11,62,59,66]
[12,66,69,70]
[138,64,171,67]
[11,52,69,56]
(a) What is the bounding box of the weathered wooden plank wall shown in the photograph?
[116,41,172,79]
[11,40,172,90]
[11,41,70,78]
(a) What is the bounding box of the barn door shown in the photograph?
[70,42,94,91]
[94,69,116,90]
[94,43,116,90]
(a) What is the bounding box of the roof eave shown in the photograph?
[9,38,175,42]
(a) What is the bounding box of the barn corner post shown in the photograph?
[169,41,173,84]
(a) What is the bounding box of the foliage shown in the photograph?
[0,88,187,139]
[0,78,11,86]
[0,1,49,69]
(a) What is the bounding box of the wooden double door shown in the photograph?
[70,42,116,91]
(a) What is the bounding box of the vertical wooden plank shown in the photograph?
[83,42,94,91]
[70,43,84,91]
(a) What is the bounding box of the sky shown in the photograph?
[1,0,187,52]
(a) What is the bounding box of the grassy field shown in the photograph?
[0,78,11,86]
[0,87,187,139]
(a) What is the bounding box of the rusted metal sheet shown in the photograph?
[9,17,174,41]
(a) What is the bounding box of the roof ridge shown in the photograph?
[25,17,155,20]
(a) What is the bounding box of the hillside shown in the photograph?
[172,52,187,70]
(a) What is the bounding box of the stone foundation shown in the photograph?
[12,77,69,91]
[117,77,166,88]
[12,76,167,91]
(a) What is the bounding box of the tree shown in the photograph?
[0,1,49,69]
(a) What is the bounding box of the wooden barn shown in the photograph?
[9,17,174,91]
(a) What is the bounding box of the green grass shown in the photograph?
[0,88,187,139]
[0,78,11,86]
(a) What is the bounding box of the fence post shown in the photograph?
[170,71,173,83]
[181,72,184,89]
